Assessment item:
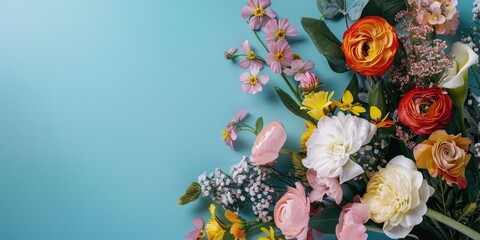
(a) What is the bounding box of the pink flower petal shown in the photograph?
[240,6,254,19]
[239,59,250,69]
[241,40,251,53]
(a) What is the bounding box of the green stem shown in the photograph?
[280,73,303,104]
[253,30,268,52]
[365,224,383,234]
[425,208,480,240]
[457,105,467,137]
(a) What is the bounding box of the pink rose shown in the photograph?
[335,196,370,240]
[306,169,343,204]
[274,182,310,240]
[250,121,287,166]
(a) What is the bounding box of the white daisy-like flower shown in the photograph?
[302,112,376,183]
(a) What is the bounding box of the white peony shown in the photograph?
[302,112,376,183]
[363,155,434,239]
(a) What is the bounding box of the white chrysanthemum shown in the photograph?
[363,156,435,239]
[302,112,376,183]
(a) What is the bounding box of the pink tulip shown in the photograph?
[274,182,310,240]
[250,121,287,166]
[306,169,343,204]
[335,196,370,240]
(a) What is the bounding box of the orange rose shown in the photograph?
[398,87,453,136]
[342,16,399,76]
[414,130,471,189]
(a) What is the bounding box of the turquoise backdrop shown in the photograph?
[0,0,473,239]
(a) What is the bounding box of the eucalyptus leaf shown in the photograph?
[309,207,341,234]
[347,0,369,20]
[275,87,316,123]
[317,0,344,18]
[301,17,344,60]
[361,0,407,26]
[255,117,264,134]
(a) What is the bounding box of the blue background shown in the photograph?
[0,1,473,239]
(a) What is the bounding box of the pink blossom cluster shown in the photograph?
[410,0,459,35]
[226,0,319,95]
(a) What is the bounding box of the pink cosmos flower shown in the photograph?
[274,182,310,240]
[185,218,204,240]
[299,71,319,93]
[240,0,276,30]
[335,197,370,240]
[306,168,343,204]
[239,40,264,70]
[221,110,248,149]
[264,18,298,42]
[239,65,269,94]
[284,59,315,81]
[250,121,286,166]
[265,39,294,74]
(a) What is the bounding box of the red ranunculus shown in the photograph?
[398,87,453,135]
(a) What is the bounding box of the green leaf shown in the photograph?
[368,79,386,116]
[275,87,316,123]
[310,207,341,234]
[255,117,263,134]
[177,182,201,205]
[301,17,344,60]
[291,152,307,182]
[346,73,360,101]
[326,56,349,73]
[316,0,344,18]
[361,0,407,26]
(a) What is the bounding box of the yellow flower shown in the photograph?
[258,226,283,240]
[369,106,394,129]
[300,121,317,150]
[225,210,247,240]
[301,91,334,120]
[206,204,226,240]
[333,90,366,116]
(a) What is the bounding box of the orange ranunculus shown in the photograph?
[414,130,471,189]
[398,87,453,136]
[341,16,399,76]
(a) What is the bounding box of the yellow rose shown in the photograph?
[414,130,471,189]
[342,16,399,76]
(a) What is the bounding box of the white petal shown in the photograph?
[441,42,479,89]
[339,159,364,183]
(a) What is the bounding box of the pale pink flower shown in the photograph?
[240,0,276,30]
[415,0,459,35]
[335,197,370,240]
[239,40,264,70]
[265,39,294,74]
[250,121,286,166]
[306,169,343,204]
[224,47,237,59]
[284,59,315,81]
[274,182,310,240]
[239,65,269,94]
[185,218,204,240]
[264,18,298,42]
[221,110,248,149]
[299,72,319,93]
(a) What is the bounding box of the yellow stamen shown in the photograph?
[276,29,286,39]
[221,130,230,141]
[253,7,265,17]
[275,51,284,61]
[247,51,256,60]
[248,76,258,85]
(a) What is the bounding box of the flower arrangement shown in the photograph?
[180,0,480,239]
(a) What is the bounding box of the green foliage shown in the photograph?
[275,87,316,123]
[316,0,344,18]
[368,79,387,115]
[309,207,341,234]
[255,117,263,134]
[178,182,201,205]
[301,18,348,73]
[346,73,360,101]
[291,151,307,182]
[361,0,407,26]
